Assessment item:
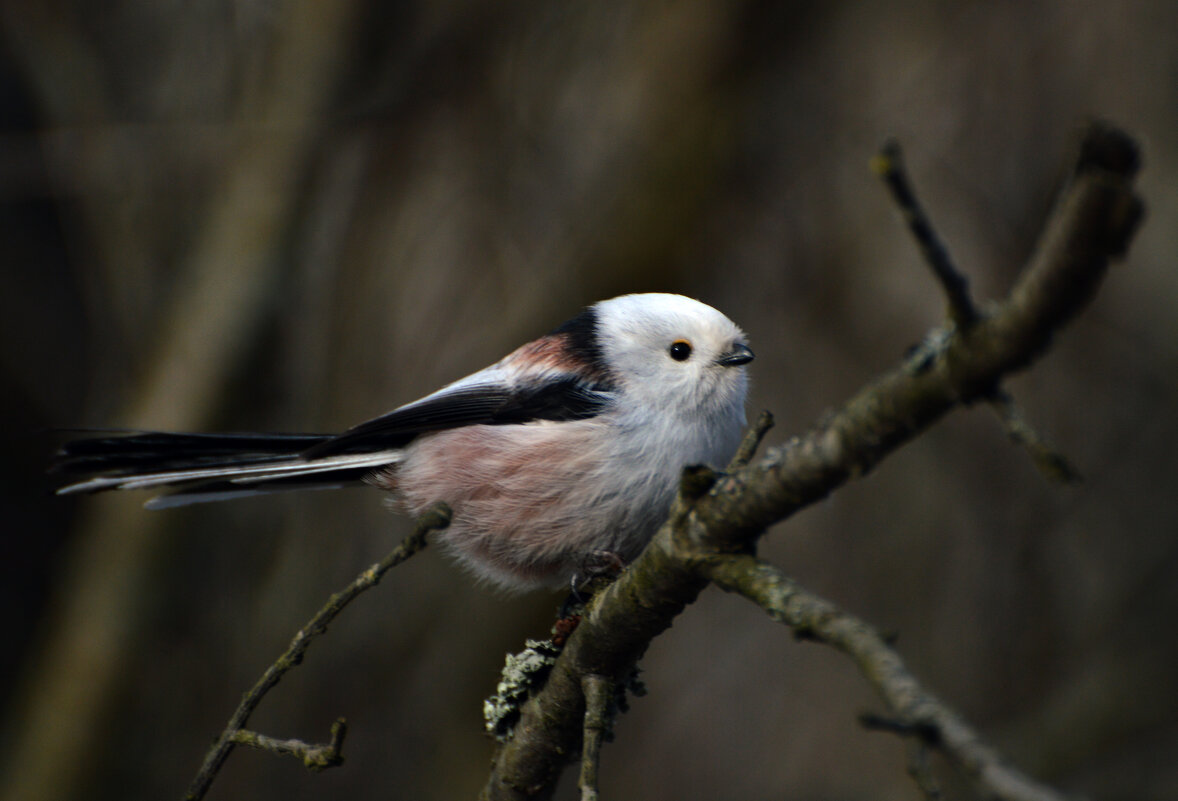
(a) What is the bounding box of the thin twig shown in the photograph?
[183,503,452,801]
[905,741,945,801]
[230,718,347,771]
[579,674,613,801]
[706,555,1073,801]
[861,711,948,796]
[872,139,979,329]
[988,390,1082,483]
[727,410,775,471]
[859,712,940,741]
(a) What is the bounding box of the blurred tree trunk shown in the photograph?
[0,3,361,800]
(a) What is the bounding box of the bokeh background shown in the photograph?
[2,2,1175,799]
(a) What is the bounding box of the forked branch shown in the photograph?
[706,556,1068,801]
[184,504,451,801]
[482,120,1143,800]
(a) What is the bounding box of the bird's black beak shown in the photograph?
[716,343,754,367]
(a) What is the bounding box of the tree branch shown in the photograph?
[184,503,452,801]
[871,138,979,329]
[873,137,1086,482]
[229,718,347,771]
[707,556,1069,801]
[578,674,613,801]
[481,120,1143,800]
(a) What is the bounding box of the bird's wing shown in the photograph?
[303,374,614,457]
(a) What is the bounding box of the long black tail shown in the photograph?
[51,430,400,508]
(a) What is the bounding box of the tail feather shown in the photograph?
[53,431,329,474]
[142,465,380,509]
[51,430,400,505]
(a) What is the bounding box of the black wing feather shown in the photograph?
[304,378,613,457]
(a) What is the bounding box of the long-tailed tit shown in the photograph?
[53,293,754,590]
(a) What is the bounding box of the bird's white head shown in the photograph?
[589,293,753,423]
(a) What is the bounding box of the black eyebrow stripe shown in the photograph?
[551,306,607,376]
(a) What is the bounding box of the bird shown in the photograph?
[52,293,754,591]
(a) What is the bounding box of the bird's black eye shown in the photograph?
[668,340,693,361]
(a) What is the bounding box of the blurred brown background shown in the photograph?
[1,2,1175,799]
